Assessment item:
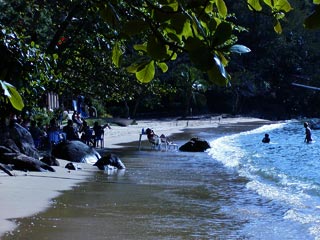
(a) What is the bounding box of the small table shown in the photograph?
[167,143,178,151]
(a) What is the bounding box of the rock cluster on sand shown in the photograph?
[0,123,53,174]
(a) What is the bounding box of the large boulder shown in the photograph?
[93,153,126,170]
[40,155,60,166]
[52,140,101,164]
[5,123,40,159]
[179,137,211,152]
[0,146,54,172]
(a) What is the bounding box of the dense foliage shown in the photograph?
[0,0,319,120]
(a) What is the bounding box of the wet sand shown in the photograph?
[0,116,270,238]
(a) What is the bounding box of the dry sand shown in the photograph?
[0,115,270,237]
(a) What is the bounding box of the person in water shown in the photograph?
[304,122,313,143]
[262,133,270,143]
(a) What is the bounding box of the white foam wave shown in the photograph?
[246,180,306,208]
[207,122,285,168]
[208,120,320,239]
[285,209,320,239]
[207,135,243,167]
[238,122,286,136]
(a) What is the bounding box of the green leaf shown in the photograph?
[133,43,147,52]
[190,47,213,71]
[126,62,140,73]
[211,22,232,47]
[247,0,262,11]
[152,1,179,23]
[166,0,179,11]
[206,55,229,86]
[215,0,227,18]
[275,0,292,12]
[158,0,179,11]
[100,3,120,28]
[136,61,155,83]
[169,13,188,34]
[314,0,320,4]
[304,5,320,29]
[185,37,203,52]
[166,32,181,42]
[185,37,213,71]
[263,0,292,12]
[112,42,123,67]
[1,80,11,97]
[274,20,282,34]
[213,55,227,79]
[147,36,168,60]
[152,8,172,23]
[167,49,178,60]
[207,66,228,86]
[263,0,274,8]
[230,44,251,54]
[0,81,24,111]
[122,20,149,36]
[180,19,193,39]
[205,3,214,14]
[156,62,168,73]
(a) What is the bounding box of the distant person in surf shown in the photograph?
[304,122,313,143]
[262,133,270,143]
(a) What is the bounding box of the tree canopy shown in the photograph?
[0,0,320,119]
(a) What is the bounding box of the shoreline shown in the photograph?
[0,116,271,237]
[105,116,271,149]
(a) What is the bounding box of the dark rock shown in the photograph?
[8,123,39,159]
[41,155,60,166]
[65,162,76,170]
[93,153,126,170]
[0,163,13,176]
[0,152,55,172]
[179,137,211,152]
[52,140,101,164]
[0,145,15,154]
[0,140,21,154]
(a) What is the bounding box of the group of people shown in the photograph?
[25,112,111,149]
[262,122,313,144]
[78,120,111,147]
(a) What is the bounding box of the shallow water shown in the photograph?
[3,121,316,239]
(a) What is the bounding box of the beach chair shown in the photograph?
[148,136,167,151]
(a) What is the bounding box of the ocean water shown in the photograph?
[3,120,319,240]
[208,120,320,239]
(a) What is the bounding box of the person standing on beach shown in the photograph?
[63,120,79,141]
[304,122,313,143]
[92,121,111,147]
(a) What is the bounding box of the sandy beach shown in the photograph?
[0,115,270,238]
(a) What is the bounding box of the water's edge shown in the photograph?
[3,121,272,240]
